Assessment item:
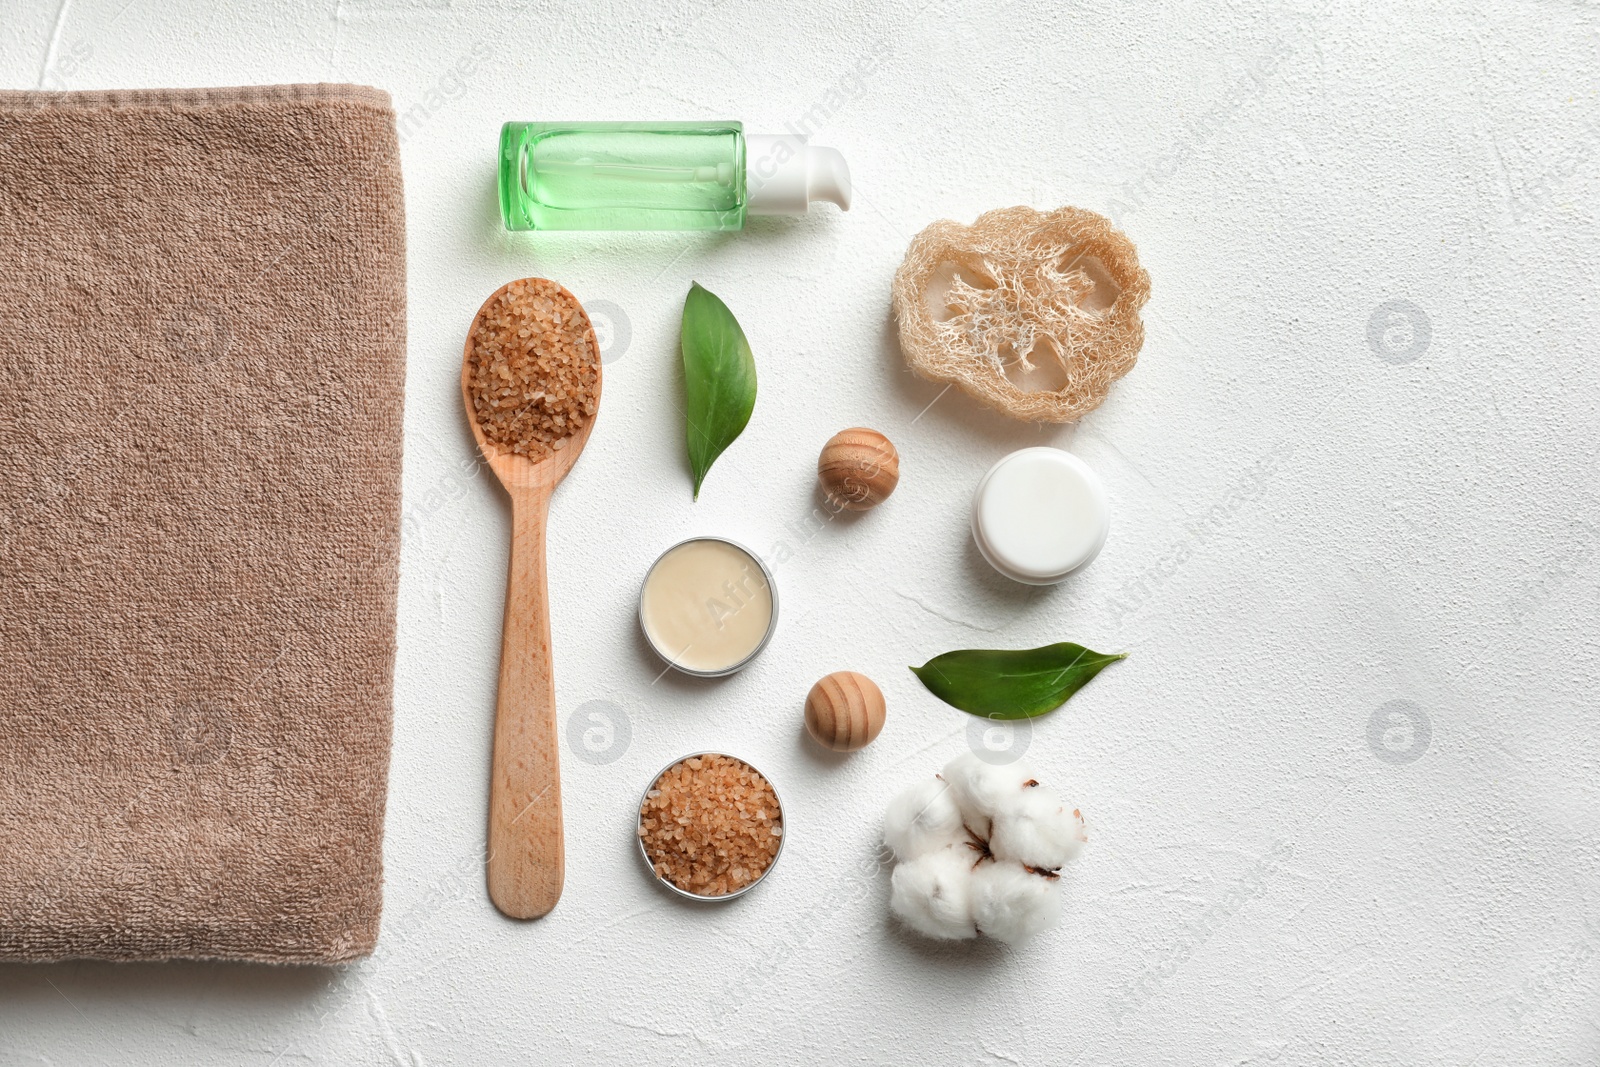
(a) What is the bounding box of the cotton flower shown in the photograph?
[883,758,1086,945]
[888,848,978,940]
[940,751,1039,838]
[970,859,1062,945]
[987,783,1086,870]
[882,775,967,862]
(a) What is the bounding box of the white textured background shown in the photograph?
[4,1,1599,1064]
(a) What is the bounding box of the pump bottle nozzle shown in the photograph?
[745,135,853,216]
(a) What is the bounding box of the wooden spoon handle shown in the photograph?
[486,486,565,919]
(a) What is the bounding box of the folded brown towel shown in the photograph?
[0,84,406,963]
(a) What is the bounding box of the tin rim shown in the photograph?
[637,536,779,677]
[635,751,786,902]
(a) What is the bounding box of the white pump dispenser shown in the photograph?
[745,134,853,215]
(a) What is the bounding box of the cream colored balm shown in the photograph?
[640,538,777,675]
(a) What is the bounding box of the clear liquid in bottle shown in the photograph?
[499,121,748,232]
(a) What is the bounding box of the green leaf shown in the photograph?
[681,282,757,499]
[910,643,1126,720]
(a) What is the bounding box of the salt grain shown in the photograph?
[638,754,783,898]
[467,279,599,459]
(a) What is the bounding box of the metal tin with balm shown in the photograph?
[639,537,777,676]
[972,447,1110,585]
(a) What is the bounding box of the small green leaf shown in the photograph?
[910,642,1126,719]
[681,282,756,499]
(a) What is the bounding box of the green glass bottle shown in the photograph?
[498,121,851,232]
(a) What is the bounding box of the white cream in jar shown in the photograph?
[971,447,1109,585]
[639,537,777,675]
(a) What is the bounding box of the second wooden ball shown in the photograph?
[804,671,886,752]
[818,428,899,511]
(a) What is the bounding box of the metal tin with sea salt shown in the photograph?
[635,751,786,902]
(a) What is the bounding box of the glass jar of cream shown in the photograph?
[971,447,1109,585]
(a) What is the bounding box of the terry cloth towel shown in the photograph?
[0,85,406,963]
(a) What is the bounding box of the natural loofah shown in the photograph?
[892,205,1151,423]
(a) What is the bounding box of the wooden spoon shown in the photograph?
[461,278,602,920]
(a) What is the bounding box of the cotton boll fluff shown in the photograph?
[889,848,979,940]
[970,858,1063,945]
[883,775,967,862]
[883,760,1086,945]
[986,783,1086,870]
[940,751,1039,838]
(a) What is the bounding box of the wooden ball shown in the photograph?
[818,428,899,511]
[804,671,886,752]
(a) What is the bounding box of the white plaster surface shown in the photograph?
[4,1,1600,1063]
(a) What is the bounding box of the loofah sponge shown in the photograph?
[892,205,1151,423]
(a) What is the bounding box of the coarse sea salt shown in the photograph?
[638,754,783,897]
[467,278,599,459]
